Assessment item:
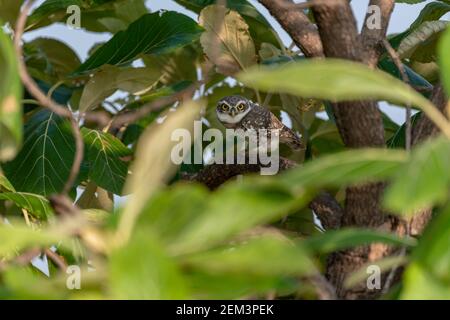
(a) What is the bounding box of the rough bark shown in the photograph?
[296,0,401,299]
[258,0,324,58]
[361,0,395,67]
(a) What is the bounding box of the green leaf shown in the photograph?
[395,0,426,3]
[387,112,422,149]
[384,136,450,214]
[175,0,279,49]
[3,110,75,196]
[410,2,450,30]
[0,29,22,162]
[302,228,416,254]
[0,192,53,220]
[401,263,450,299]
[279,149,407,190]
[0,223,62,257]
[78,65,160,112]
[439,25,450,95]
[0,173,15,192]
[24,38,81,81]
[74,11,203,74]
[137,184,209,246]
[82,128,132,195]
[411,204,450,282]
[183,236,316,277]
[26,0,148,33]
[238,59,450,137]
[199,5,257,76]
[378,58,433,96]
[109,232,188,299]
[397,20,449,63]
[118,100,205,243]
[170,179,308,255]
[143,45,199,86]
[0,0,23,26]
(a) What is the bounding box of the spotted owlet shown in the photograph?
[216,95,304,150]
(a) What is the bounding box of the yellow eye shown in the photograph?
[221,104,229,111]
[237,103,245,111]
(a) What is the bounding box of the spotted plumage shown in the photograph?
[216,95,304,150]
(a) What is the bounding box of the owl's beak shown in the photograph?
[230,109,236,117]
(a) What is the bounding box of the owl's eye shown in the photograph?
[221,104,229,112]
[237,103,245,111]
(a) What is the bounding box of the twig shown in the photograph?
[44,248,68,271]
[278,0,344,10]
[383,39,411,151]
[14,0,84,195]
[310,274,337,300]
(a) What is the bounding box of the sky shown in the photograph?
[22,0,450,124]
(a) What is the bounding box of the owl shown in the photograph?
[216,95,304,150]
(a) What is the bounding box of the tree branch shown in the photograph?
[258,0,324,58]
[361,0,395,67]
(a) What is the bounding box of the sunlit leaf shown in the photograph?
[109,232,187,299]
[279,149,407,190]
[384,136,450,214]
[183,236,316,277]
[238,59,450,137]
[0,29,22,162]
[302,228,416,254]
[117,100,204,243]
[439,25,450,95]
[199,5,257,76]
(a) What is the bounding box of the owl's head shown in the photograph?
[216,95,252,125]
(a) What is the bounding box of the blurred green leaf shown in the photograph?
[411,204,450,282]
[118,100,204,243]
[303,228,416,254]
[238,59,450,137]
[0,0,24,26]
[0,192,54,220]
[0,28,22,162]
[171,179,305,255]
[183,236,316,277]
[279,148,407,190]
[137,184,209,246]
[401,263,450,299]
[439,25,450,95]
[384,136,450,214]
[0,223,62,257]
[109,232,188,299]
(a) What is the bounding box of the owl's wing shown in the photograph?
[269,113,304,151]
